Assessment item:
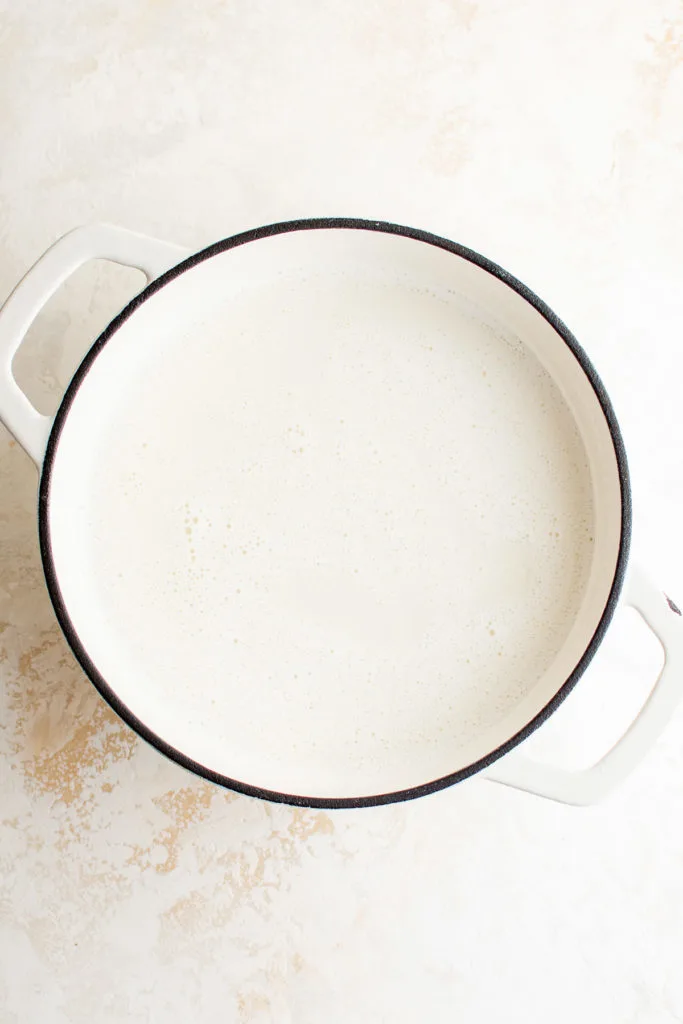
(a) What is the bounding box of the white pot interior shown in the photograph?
[44,226,623,800]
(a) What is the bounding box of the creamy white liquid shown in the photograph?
[50,268,596,796]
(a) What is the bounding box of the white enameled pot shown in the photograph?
[1,220,681,807]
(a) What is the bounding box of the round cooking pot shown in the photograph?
[1,220,681,808]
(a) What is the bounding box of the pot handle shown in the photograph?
[485,563,683,805]
[0,223,190,466]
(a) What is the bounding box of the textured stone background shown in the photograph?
[1,2,683,1021]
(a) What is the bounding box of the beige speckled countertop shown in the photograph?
[2,2,683,1022]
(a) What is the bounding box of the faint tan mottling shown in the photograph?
[425,107,474,177]
[446,0,478,30]
[237,992,271,1023]
[60,55,99,83]
[287,809,335,840]
[27,703,137,808]
[162,890,207,931]
[639,18,683,119]
[127,781,221,873]
[6,624,137,806]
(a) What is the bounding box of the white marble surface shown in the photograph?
[2,1,683,1021]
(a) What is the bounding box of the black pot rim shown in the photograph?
[38,217,632,809]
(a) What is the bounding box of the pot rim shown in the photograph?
[37,217,632,809]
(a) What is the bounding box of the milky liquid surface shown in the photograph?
[53,273,595,794]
